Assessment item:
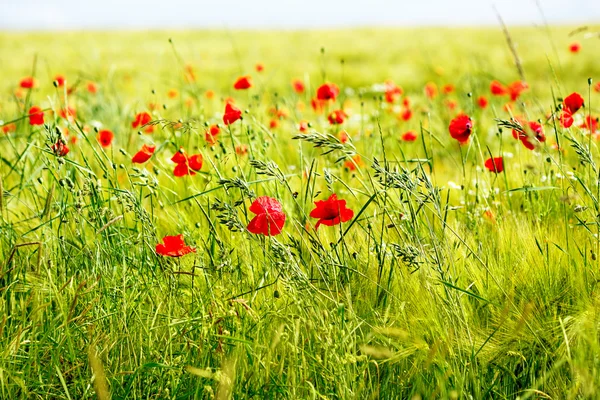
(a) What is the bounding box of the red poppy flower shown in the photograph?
[384,80,403,103]
[402,131,418,142]
[255,63,264,72]
[425,82,438,99]
[560,111,574,128]
[344,154,363,171]
[328,109,347,125]
[87,82,98,94]
[28,106,44,125]
[205,124,220,145]
[448,114,473,144]
[234,76,252,90]
[316,83,339,101]
[223,103,242,125]
[156,234,196,257]
[478,96,488,109]
[569,42,581,53]
[97,129,114,147]
[402,97,411,108]
[309,193,354,229]
[247,196,286,236]
[298,120,309,132]
[132,112,152,129]
[311,97,327,113]
[235,144,248,155]
[445,99,458,110]
[54,74,66,87]
[508,81,528,101]
[442,84,455,94]
[171,149,202,177]
[51,140,70,157]
[132,144,156,163]
[59,106,76,120]
[490,80,508,96]
[484,157,504,173]
[2,123,16,134]
[338,130,349,143]
[563,92,584,114]
[167,89,178,99]
[581,115,599,133]
[400,108,412,121]
[292,79,305,94]
[514,121,545,150]
[20,76,36,89]
[595,82,600,93]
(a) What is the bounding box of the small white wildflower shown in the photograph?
[540,175,547,182]
[503,152,514,158]
[447,181,461,190]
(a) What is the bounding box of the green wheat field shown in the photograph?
[1,26,600,398]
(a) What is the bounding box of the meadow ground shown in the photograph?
[1,26,600,398]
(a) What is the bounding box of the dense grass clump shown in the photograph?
[1,26,600,398]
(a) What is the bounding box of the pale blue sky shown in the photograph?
[1,0,599,29]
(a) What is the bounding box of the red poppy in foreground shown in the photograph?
[484,157,504,173]
[156,234,196,257]
[234,76,252,90]
[563,92,584,114]
[402,131,418,142]
[316,83,339,101]
[310,194,354,229]
[569,42,581,53]
[132,112,152,129]
[28,106,44,125]
[223,103,242,125]
[328,109,348,125]
[247,196,286,236]
[132,144,156,163]
[560,111,574,128]
[448,114,473,144]
[97,129,114,147]
[490,80,507,96]
[20,76,36,89]
[171,149,203,177]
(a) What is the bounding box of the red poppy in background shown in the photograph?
[247,196,286,236]
[328,109,347,125]
[234,76,253,90]
[344,154,363,171]
[425,82,438,99]
[97,129,114,147]
[292,79,305,94]
[255,63,264,72]
[448,114,473,144]
[569,42,581,53]
[595,82,600,93]
[235,144,248,155]
[298,120,309,132]
[384,80,403,103]
[223,103,242,125]
[484,157,504,173]
[20,77,36,89]
[132,144,156,163]
[205,124,220,145]
[132,112,152,129]
[87,82,98,94]
[28,106,44,125]
[563,92,584,114]
[2,123,16,134]
[156,234,196,257]
[316,83,339,101]
[338,130,349,143]
[51,140,70,157]
[478,96,488,108]
[309,193,354,229]
[490,80,508,96]
[442,84,455,94]
[311,97,327,113]
[59,106,76,120]
[54,74,66,87]
[508,81,528,101]
[581,115,599,133]
[402,131,418,142]
[400,108,412,121]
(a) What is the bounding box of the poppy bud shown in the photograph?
[589,78,593,86]
[53,81,59,88]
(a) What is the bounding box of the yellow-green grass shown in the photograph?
[1,27,600,398]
